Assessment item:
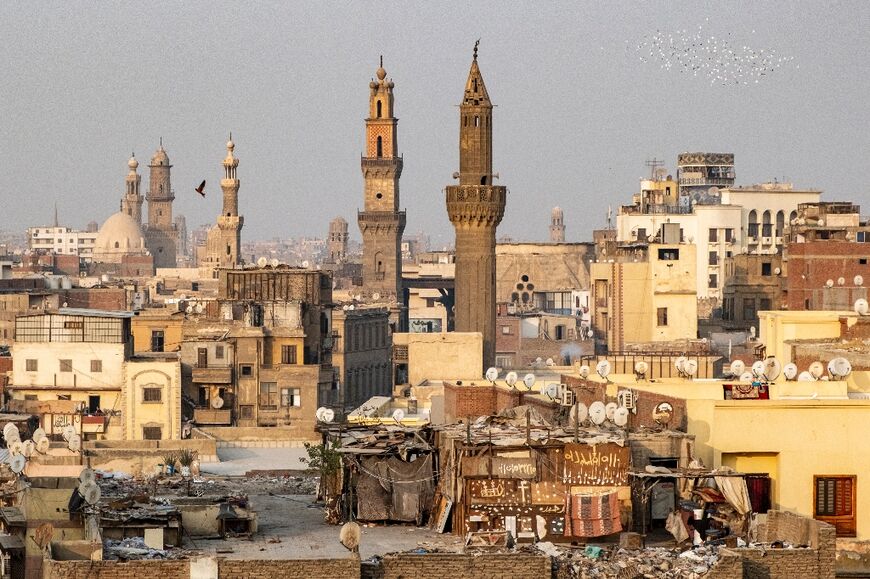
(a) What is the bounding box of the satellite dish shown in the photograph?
[257,256,268,268]
[613,406,629,427]
[578,365,590,379]
[485,367,499,383]
[62,425,76,441]
[783,363,798,380]
[828,357,852,379]
[634,361,649,376]
[826,279,834,288]
[79,468,96,485]
[505,371,518,388]
[9,455,26,475]
[763,357,782,381]
[522,373,536,390]
[838,277,846,286]
[186,304,194,314]
[605,402,618,421]
[797,371,815,382]
[542,383,559,399]
[855,275,864,287]
[211,396,225,409]
[68,435,82,452]
[652,402,674,426]
[4,430,20,444]
[729,360,746,376]
[683,359,698,377]
[392,409,405,423]
[774,267,781,275]
[270,258,280,268]
[572,403,588,424]
[3,423,18,437]
[195,303,204,314]
[22,440,35,458]
[739,371,754,382]
[545,357,555,367]
[589,401,606,425]
[809,361,825,379]
[302,260,310,268]
[675,356,687,373]
[347,304,355,311]
[316,407,335,423]
[751,360,765,378]
[855,299,869,315]
[36,438,50,454]
[80,482,101,505]
[9,440,23,455]
[372,292,381,301]
[596,360,611,379]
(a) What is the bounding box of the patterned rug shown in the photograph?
[564,491,622,537]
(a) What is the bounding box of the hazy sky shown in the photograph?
[2,1,868,246]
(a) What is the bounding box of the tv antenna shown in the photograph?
[645,157,665,179]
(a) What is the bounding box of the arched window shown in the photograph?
[790,210,798,225]
[376,136,382,158]
[114,241,119,249]
[762,210,772,237]
[474,116,479,127]
[748,210,758,237]
[776,210,785,237]
[376,100,382,118]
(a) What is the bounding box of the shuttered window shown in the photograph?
[814,475,856,537]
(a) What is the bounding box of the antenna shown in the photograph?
[645,157,665,180]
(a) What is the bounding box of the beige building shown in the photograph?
[201,138,244,274]
[393,331,482,387]
[591,242,697,351]
[332,305,391,409]
[496,242,594,313]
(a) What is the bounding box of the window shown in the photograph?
[281,387,301,407]
[725,228,734,242]
[760,298,771,311]
[376,100,382,118]
[197,348,208,368]
[59,359,72,373]
[90,360,102,373]
[501,325,511,335]
[215,345,224,359]
[259,382,278,409]
[143,426,162,440]
[814,475,856,537]
[143,387,162,403]
[281,345,298,365]
[26,359,37,372]
[858,231,870,243]
[861,259,868,265]
[656,307,668,327]
[240,364,253,377]
[239,405,254,420]
[636,227,647,241]
[709,251,718,266]
[761,262,772,276]
[658,248,679,261]
[63,321,84,330]
[708,228,718,242]
[376,136,383,158]
[708,274,718,289]
[743,298,756,322]
[151,330,165,352]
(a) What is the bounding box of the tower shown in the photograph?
[550,206,565,242]
[328,217,349,263]
[358,58,405,301]
[446,42,506,370]
[144,142,178,268]
[120,154,143,224]
[203,138,244,270]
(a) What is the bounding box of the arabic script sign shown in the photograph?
[563,443,629,486]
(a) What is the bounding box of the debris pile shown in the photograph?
[534,542,722,578]
[103,537,185,560]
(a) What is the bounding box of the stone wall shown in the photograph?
[218,558,360,579]
[43,559,190,579]
[361,553,550,579]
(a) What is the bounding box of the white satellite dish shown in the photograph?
[9,454,26,475]
[505,371,518,388]
[22,440,35,458]
[79,468,96,485]
[605,402,618,421]
[634,361,648,376]
[315,407,335,423]
[774,267,781,275]
[4,430,19,445]
[809,361,825,379]
[62,425,76,441]
[8,440,23,455]
[683,359,698,377]
[195,303,204,314]
[828,357,852,379]
[211,396,225,409]
[542,383,559,399]
[763,357,782,381]
[186,304,194,314]
[596,360,611,379]
[783,363,798,380]
[675,356,687,373]
[855,275,864,287]
[729,360,746,376]
[739,371,754,382]
[652,402,674,426]
[68,435,82,452]
[589,401,606,425]
[392,409,405,423]
[578,365,590,379]
[271,258,280,268]
[545,357,555,367]
[3,423,18,437]
[750,360,765,377]
[855,299,869,315]
[797,371,815,382]
[522,373,536,390]
[613,406,629,427]
[838,277,846,286]
[80,482,101,505]
[372,292,381,301]
[485,367,499,383]
[257,256,268,268]
[826,279,834,288]
[36,438,50,454]
[302,260,310,268]
[572,403,588,424]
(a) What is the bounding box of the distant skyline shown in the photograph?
[2,2,868,245]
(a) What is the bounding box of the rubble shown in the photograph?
[96,472,318,498]
[103,536,187,560]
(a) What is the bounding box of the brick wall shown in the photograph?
[362,553,550,579]
[562,376,688,431]
[705,549,743,578]
[218,558,360,579]
[444,383,497,422]
[43,559,190,579]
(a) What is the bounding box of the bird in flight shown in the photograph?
[195,180,206,197]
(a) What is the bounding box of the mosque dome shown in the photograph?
[128,155,139,170]
[92,212,148,263]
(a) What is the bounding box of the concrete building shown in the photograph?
[332,305,391,410]
[143,143,178,268]
[393,331,482,387]
[721,253,786,331]
[590,242,697,352]
[549,206,565,242]
[327,216,349,264]
[202,138,244,273]
[9,309,182,440]
[358,59,405,302]
[676,152,735,206]
[445,43,506,371]
[27,225,97,260]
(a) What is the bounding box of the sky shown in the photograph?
[1,1,869,247]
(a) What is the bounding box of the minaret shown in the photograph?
[550,206,565,242]
[147,142,173,229]
[328,217,349,263]
[446,42,507,371]
[121,154,143,224]
[216,136,243,267]
[358,57,405,301]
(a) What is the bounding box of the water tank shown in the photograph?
[46,276,61,290]
[61,276,72,290]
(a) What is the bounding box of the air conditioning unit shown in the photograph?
[559,384,574,406]
[617,390,636,412]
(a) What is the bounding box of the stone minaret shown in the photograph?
[328,217,349,263]
[550,206,565,242]
[216,137,244,267]
[358,58,406,301]
[145,142,178,267]
[121,154,143,224]
[446,43,506,370]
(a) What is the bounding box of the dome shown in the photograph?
[376,66,387,81]
[128,155,138,170]
[92,212,148,263]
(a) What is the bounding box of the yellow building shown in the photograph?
[758,309,857,363]
[591,243,697,351]
[393,331,482,386]
[131,308,184,353]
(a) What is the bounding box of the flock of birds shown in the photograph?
[631,21,796,86]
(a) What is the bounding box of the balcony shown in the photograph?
[193,408,232,425]
[192,366,233,384]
